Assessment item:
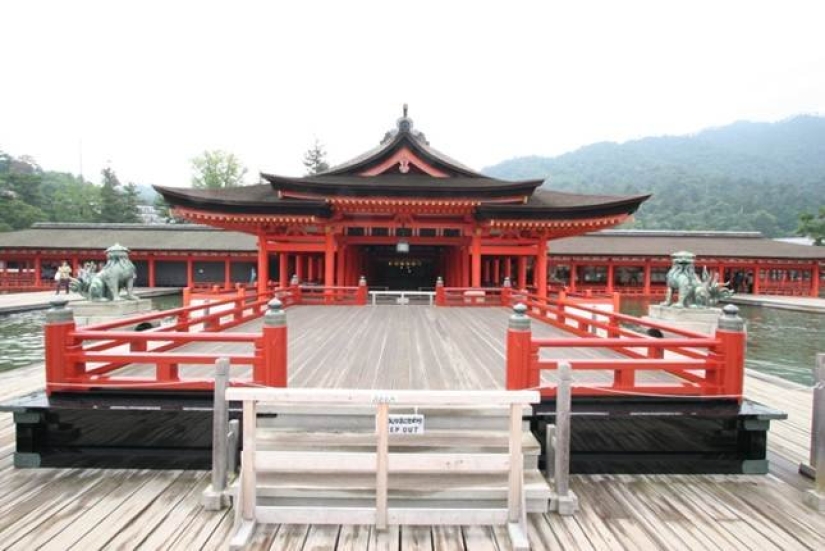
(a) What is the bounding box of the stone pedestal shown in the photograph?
[644,304,722,335]
[72,299,154,327]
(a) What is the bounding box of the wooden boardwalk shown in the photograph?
[116,305,676,389]
[0,306,824,549]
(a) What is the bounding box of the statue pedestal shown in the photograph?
[72,299,154,327]
[644,304,722,335]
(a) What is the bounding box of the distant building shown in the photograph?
[136,205,165,224]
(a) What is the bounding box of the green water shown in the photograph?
[0,294,182,373]
[621,298,825,386]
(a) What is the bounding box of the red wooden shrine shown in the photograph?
[155,108,649,297]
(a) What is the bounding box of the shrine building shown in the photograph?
[153,108,649,296]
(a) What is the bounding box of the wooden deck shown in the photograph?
[0,306,824,549]
[116,305,677,389]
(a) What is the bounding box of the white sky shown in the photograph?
[1,0,824,188]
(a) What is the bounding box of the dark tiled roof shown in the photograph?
[1,225,822,261]
[550,230,825,260]
[154,184,331,216]
[0,224,256,252]
[476,190,651,220]
[261,173,542,197]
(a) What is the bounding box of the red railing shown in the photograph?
[299,284,367,305]
[504,292,745,401]
[44,283,365,394]
[435,286,507,306]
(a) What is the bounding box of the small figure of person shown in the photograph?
[55,260,72,295]
[249,267,257,285]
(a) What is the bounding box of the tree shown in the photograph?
[191,150,247,189]
[797,206,825,245]
[303,139,329,175]
[98,168,140,223]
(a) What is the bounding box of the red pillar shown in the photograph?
[752,264,761,295]
[607,263,615,293]
[504,257,512,280]
[224,259,231,290]
[336,243,347,287]
[517,256,527,290]
[812,263,821,297]
[506,304,532,390]
[536,237,548,299]
[148,257,156,288]
[570,262,578,292]
[186,258,194,288]
[493,258,501,286]
[34,256,42,288]
[257,236,269,296]
[307,254,315,283]
[471,230,481,288]
[643,261,651,296]
[279,253,288,288]
[461,247,470,287]
[294,254,303,282]
[482,258,490,286]
[324,228,335,288]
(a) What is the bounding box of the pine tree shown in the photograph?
[302,139,330,175]
[99,168,122,222]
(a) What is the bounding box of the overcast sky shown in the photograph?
[2,1,823,188]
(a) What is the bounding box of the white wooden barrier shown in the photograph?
[226,387,540,550]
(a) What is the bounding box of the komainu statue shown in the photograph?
[661,251,732,308]
[70,243,137,301]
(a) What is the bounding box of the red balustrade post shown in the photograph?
[557,288,567,326]
[608,292,621,338]
[357,276,368,305]
[435,277,445,307]
[506,303,532,390]
[501,276,511,306]
[44,299,77,395]
[258,299,288,387]
[182,287,192,306]
[715,305,745,401]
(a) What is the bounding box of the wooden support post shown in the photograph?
[44,299,77,395]
[203,358,231,510]
[34,256,42,287]
[715,305,745,400]
[182,286,192,307]
[257,236,269,296]
[551,361,578,515]
[501,277,511,306]
[471,230,482,288]
[570,262,578,292]
[506,304,531,390]
[186,258,194,288]
[241,400,257,521]
[279,253,288,288]
[504,256,512,280]
[606,263,615,293]
[482,257,490,286]
[536,237,548,299]
[324,228,335,303]
[493,258,501,286]
[224,259,231,290]
[376,402,389,530]
[752,264,760,294]
[295,254,304,283]
[148,257,156,288]
[259,299,287,387]
[812,263,821,298]
[643,261,651,296]
[357,276,368,305]
[804,355,825,510]
[507,402,527,544]
[517,256,527,291]
[307,254,315,283]
[435,277,445,306]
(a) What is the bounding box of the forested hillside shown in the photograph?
[484,116,825,236]
[0,152,144,231]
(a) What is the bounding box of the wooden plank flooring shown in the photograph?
[115,305,675,389]
[0,306,824,549]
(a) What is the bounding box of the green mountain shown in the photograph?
[483,115,825,236]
